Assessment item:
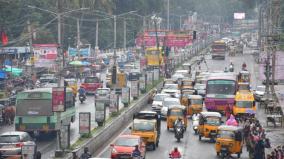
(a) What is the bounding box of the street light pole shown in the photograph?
[111,15,117,85]
[123,20,126,53]
[77,18,81,58]
[167,0,170,30]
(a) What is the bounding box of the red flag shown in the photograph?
[1,31,8,46]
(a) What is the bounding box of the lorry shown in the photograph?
[211,40,227,60]
[130,111,160,150]
[145,47,163,68]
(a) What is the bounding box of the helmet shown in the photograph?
[84,147,89,153]
[135,145,139,149]
[178,118,182,121]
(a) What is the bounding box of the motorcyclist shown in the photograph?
[80,147,91,159]
[78,85,86,96]
[174,118,184,134]
[170,147,182,158]
[242,62,247,70]
[132,145,141,158]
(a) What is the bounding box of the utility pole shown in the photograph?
[77,18,81,58]
[95,19,99,58]
[179,16,182,30]
[265,0,271,95]
[55,0,63,156]
[27,19,34,73]
[112,15,117,85]
[167,0,170,30]
[271,0,280,95]
[123,20,126,53]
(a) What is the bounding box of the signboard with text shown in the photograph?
[52,87,65,112]
[131,81,139,98]
[79,112,91,134]
[122,87,130,104]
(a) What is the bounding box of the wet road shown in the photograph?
[96,47,284,159]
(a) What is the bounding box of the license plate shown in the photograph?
[120,155,130,159]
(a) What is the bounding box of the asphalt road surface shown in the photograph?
[96,47,284,159]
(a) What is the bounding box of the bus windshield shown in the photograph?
[236,101,253,108]
[207,80,235,95]
[16,99,52,116]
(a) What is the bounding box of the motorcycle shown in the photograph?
[229,65,234,72]
[192,115,199,135]
[79,94,86,103]
[174,124,184,142]
[169,154,182,159]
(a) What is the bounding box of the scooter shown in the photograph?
[174,125,184,142]
[192,115,199,135]
[79,94,86,103]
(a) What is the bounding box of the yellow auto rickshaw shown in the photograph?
[188,95,203,116]
[237,70,250,83]
[167,105,187,131]
[65,78,78,97]
[215,125,243,158]
[198,112,222,141]
[180,79,194,90]
[180,89,195,107]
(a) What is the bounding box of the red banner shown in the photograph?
[52,87,65,112]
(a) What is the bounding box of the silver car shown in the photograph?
[0,131,34,157]
[95,88,111,104]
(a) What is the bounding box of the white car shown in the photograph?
[161,97,181,118]
[253,85,265,101]
[161,84,180,98]
[152,93,171,111]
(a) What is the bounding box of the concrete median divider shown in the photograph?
[65,82,163,159]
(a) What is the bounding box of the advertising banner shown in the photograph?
[79,112,91,134]
[139,75,146,91]
[33,44,58,60]
[131,81,139,98]
[122,87,130,104]
[109,91,118,112]
[95,102,106,122]
[146,71,153,85]
[68,47,91,57]
[60,125,70,149]
[52,87,65,112]
[153,68,160,81]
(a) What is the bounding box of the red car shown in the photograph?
[110,135,146,159]
[81,76,103,94]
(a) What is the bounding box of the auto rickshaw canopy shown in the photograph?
[200,112,222,118]
[188,95,203,100]
[218,125,243,132]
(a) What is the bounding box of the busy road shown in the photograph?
[95,46,284,159]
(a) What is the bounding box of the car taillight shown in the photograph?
[16,142,23,147]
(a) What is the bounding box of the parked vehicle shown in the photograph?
[253,85,265,102]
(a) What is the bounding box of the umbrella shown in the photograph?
[69,60,90,66]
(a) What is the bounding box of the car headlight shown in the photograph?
[111,148,117,153]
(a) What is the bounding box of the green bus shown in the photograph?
[15,88,76,135]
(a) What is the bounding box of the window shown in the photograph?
[115,138,139,147]
[0,135,20,143]
[84,77,99,83]
[207,80,236,95]
[236,101,253,108]
[16,99,52,116]
[218,130,235,139]
[205,117,221,126]
[133,122,154,131]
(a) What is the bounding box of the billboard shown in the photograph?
[234,13,245,20]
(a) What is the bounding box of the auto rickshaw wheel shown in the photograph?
[217,152,220,156]
[152,143,156,150]
[237,152,241,158]
[167,126,169,131]
[199,135,202,141]
[156,141,159,147]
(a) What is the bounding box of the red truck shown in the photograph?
[81,76,103,94]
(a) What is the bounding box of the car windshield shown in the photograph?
[163,100,180,107]
[154,95,169,101]
[164,85,178,90]
[96,89,109,95]
[236,101,253,108]
[191,99,202,105]
[84,77,99,83]
[133,121,154,131]
[114,137,139,147]
[257,86,265,92]
[205,117,221,126]
[195,84,206,90]
[0,135,20,143]
[218,130,235,139]
[183,81,193,85]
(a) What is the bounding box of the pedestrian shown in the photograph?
[254,139,265,159]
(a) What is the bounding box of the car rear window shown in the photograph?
[0,135,20,143]
[84,77,99,83]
